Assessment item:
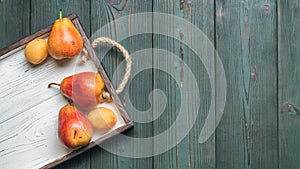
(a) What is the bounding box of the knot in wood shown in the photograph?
[263,5,270,11]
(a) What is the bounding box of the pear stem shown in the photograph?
[59,9,62,21]
[67,99,74,105]
[48,82,61,88]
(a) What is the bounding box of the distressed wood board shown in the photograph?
[0,14,133,169]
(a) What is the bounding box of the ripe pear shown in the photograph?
[24,38,48,64]
[87,107,117,131]
[48,72,105,109]
[58,105,94,149]
[48,10,83,60]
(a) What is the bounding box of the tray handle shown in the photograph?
[82,37,132,95]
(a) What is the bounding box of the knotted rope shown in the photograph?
[82,37,131,94]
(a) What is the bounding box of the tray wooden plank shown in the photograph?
[0,14,133,169]
[29,2,92,168]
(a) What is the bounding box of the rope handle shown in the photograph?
[82,37,132,94]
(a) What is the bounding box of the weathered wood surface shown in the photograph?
[278,0,300,168]
[215,0,278,169]
[153,1,215,169]
[90,0,153,169]
[1,0,300,169]
[0,0,30,50]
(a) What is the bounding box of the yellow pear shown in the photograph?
[87,107,117,131]
[24,38,48,64]
[48,10,83,60]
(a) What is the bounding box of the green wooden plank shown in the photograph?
[90,0,153,169]
[30,0,91,36]
[29,1,91,169]
[54,152,90,169]
[153,1,215,169]
[215,0,277,168]
[0,0,30,49]
[278,0,300,168]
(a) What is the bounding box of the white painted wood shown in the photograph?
[0,39,126,169]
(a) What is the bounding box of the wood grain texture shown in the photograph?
[0,0,30,50]
[215,0,278,169]
[0,48,96,169]
[90,0,153,169]
[0,35,133,168]
[30,0,91,36]
[153,1,215,169]
[278,0,300,168]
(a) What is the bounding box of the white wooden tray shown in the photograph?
[0,14,133,169]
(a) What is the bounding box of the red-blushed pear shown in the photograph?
[48,9,83,60]
[58,105,94,149]
[48,72,105,109]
